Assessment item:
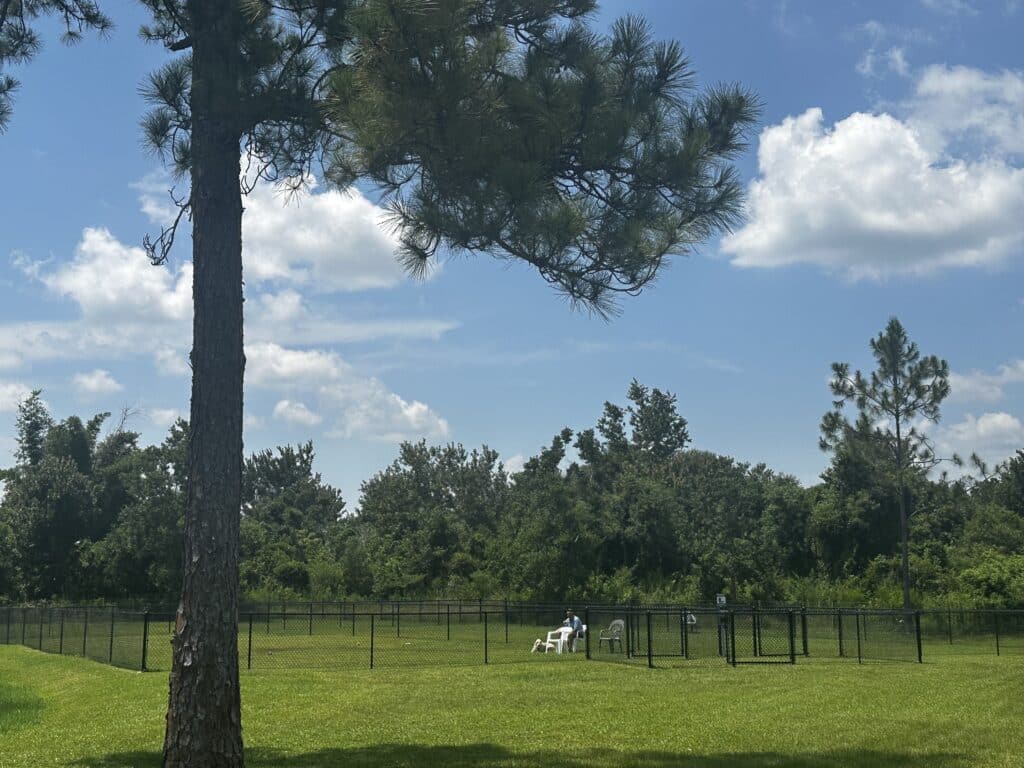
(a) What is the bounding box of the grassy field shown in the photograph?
[2,643,1024,768]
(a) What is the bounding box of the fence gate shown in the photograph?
[727,609,797,665]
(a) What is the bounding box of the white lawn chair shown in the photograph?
[597,619,625,652]
[545,626,574,654]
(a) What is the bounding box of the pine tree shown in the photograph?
[136,2,759,764]
[821,317,954,612]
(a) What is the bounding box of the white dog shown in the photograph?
[531,638,556,653]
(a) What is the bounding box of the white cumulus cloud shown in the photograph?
[249,342,448,442]
[273,399,323,428]
[154,347,190,377]
[950,359,1024,403]
[72,369,123,396]
[503,453,526,475]
[936,412,1024,469]
[3,226,455,367]
[723,104,1024,278]
[39,227,192,323]
[148,407,182,428]
[242,178,418,292]
[908,65,1024,157]
[140,174,428,294]
[0,381,31,412]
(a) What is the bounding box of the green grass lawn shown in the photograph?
[2,645,1024,768]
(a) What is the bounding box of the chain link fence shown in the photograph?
[2,603,1022,672]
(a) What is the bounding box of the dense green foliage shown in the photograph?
[3,646,1024,768]
[2,378,1021,608]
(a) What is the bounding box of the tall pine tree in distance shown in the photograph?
[131,1,761,764]
[821,317,955,613]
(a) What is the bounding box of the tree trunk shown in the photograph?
[898,481,912,614]
[163,2,245,766]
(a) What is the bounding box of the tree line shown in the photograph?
[3,376,1021,610]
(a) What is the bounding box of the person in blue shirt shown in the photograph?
[563,608,584,651]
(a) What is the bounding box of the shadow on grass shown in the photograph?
[70,744,968,768]
[0,678,46,732]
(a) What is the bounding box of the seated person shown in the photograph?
[562,608,584,651]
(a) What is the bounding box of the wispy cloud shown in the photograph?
[950,360,1024,403]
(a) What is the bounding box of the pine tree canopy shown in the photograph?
[138,0,759,315]
[820,317,954,479]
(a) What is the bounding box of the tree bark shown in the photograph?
[163,2,245,766]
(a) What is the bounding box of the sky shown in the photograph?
[1,0,1022,505]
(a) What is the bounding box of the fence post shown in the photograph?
[59,609,65,655]
[752,608,759,658]
[914,611,923,663]
[37,609,43,650]
[479,597,483,622]
[994,611,1001,656]
[370,614,375,669]
[108,607,115,663]
[729,611,737,667]
[801,608,809,656]
[625,612,632,659]
[83,608,88,656]
[247,613,253,671]
[352,607,356,637]
[584,608,591,660]
[856,612,862,664]
[947,608,954,645]
[6,606,11,644]
[504,600,509,645]
[484,612,489,665]
[646,611,653,669]
[396,603,401,638]
[141,611,150,671]
[446,604,451,641]
[680,608,687,659]
[308,602,313,636]
[837,609,845,658]
[788,610,797,665]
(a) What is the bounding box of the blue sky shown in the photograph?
[1,0,1023,504]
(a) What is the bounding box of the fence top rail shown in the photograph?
[6,601,1024,615]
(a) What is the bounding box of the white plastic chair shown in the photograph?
[597,619,625,652]
[545,626,573,654]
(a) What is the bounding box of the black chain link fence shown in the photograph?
[2,602,1022,672]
